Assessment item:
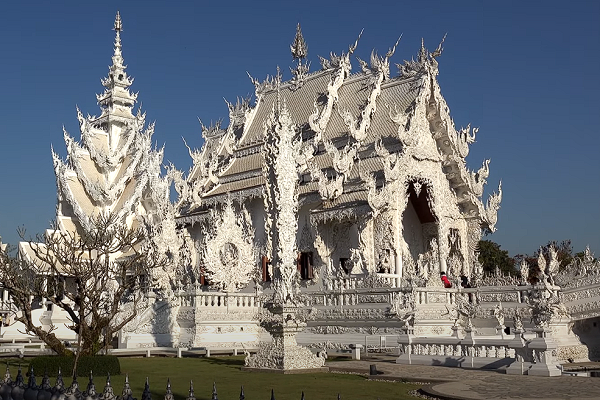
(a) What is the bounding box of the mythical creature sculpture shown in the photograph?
[325,140,359,176]
[469,159,490,197]
[520,259,530,285]
[454,294,480,330]
[390,291,416,328]
[483,182,502,233]
[374,140,402,182]
[310,166,345,201]
[547,245,560,286]
[494,303,505,328]
[513,308,524,331]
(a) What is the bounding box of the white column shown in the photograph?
[438,226,447,274]
[394,204,403,287]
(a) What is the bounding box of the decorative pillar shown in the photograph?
[393,199,403,286]
[461,327,476,369]
[527,328,561,376]
[396,325,414,365]
[244,83,325,372]
[437,225,448,273]
[359,217,375,274]
[506,328,527,375]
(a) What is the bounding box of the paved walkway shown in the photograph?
[327,357,600,400]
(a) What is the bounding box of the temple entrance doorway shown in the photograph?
[402,181,437,263]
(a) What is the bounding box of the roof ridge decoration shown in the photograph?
[340,36,401,142]
[247,72,279,101]
[397,34,446,78]
[481,181,502,233]
[309,31,362,141]
[296,31,363,177]
[224,96,252,130]
[307,139,360,202]
[290,23,310,91]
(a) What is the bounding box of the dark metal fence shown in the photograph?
[0,366,335,400]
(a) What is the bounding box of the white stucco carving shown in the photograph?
[18,18,600,373]
[202,198,256,292]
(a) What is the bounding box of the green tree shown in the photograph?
[477,240,516,275]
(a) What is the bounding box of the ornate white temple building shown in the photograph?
[2,14,600,375]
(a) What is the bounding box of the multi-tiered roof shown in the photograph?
[177,27,501,236]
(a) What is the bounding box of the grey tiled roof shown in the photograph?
[196,70,419,211]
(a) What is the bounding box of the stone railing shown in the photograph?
[411,285,531,306]
[397,326,562,376]
[400,335,514,359]
[325,273,402,291]
[305,284,535,310]
[178,292,260,310]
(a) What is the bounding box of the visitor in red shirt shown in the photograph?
[440,271,452,288]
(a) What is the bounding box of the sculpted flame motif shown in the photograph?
[310,31,362,136]
[340,38,400,142]
[309,140,359,202]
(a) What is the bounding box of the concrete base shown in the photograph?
[505,361,526,375]
[397,354,517,371]
[528,363,562,376]
[241,366,329,374]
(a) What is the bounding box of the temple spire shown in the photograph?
[112,11,123,63]
[96,11,137,123]
[290,23,309,90]
[290,23,308,61]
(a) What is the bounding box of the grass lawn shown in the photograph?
[4,357,421,400]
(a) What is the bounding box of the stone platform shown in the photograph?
[327,357,600,400]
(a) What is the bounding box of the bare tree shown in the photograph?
[0,212,168,359]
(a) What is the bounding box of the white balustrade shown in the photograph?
[178,292,260,310]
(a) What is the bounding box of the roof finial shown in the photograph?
[290,23,310,90]
[290,23,308,60]
[114,11,122,32]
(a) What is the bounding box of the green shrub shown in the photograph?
[29,355,121,377]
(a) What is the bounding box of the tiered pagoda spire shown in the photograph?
[52,12,170,234]
[96,11,138,126]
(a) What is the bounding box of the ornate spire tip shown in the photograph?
[114,11,122,32]
[291,22,308,60]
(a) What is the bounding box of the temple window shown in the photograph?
[449,228,461,256]
[199,267,211,286]
[340,258,350,274]
[297,252,313,280]
[377,249,392,273]
[261,256,272,282]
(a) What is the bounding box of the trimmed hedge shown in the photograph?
[29,355,121,377]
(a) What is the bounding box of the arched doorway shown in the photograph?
[402,181,437,263]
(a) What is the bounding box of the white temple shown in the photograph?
[1,14,600,375]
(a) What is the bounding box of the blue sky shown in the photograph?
[0,1,598,257]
